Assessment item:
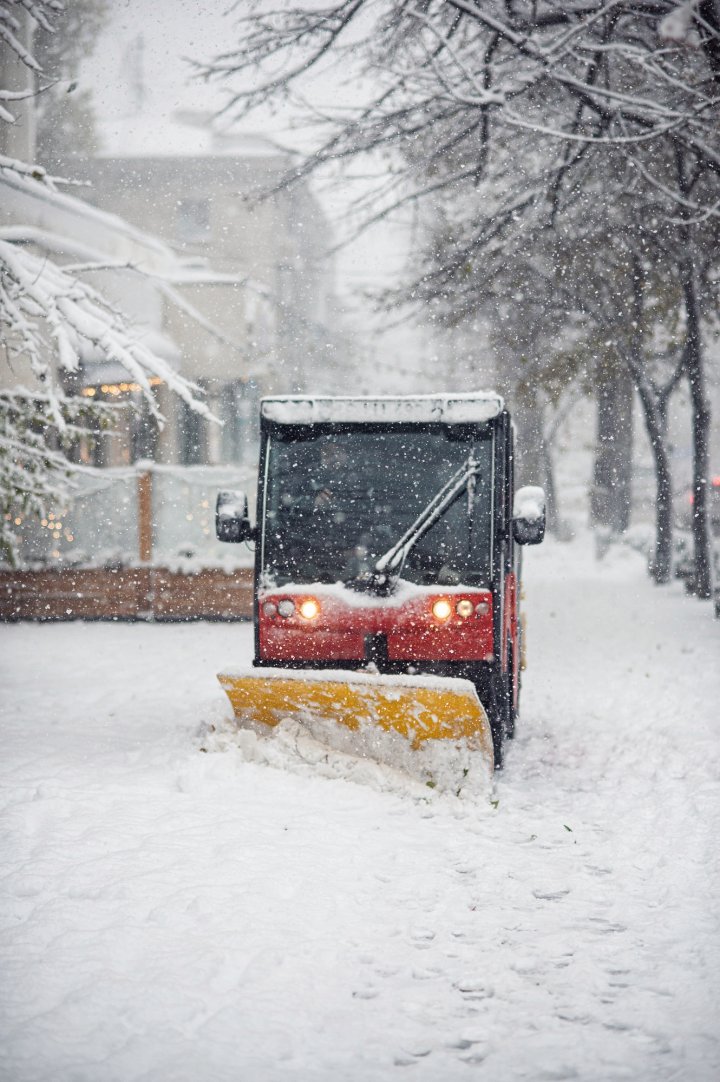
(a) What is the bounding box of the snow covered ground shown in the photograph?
[1,534,719,1081]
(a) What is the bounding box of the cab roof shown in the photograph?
[261,393,504,426]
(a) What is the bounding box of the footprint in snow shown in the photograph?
[394,1047,432,1067]
[460,1048,490,1064]
[393,1055,415,1068]
[455,977,495,998]
[448,1032,491,1063]
[375,964,401,977]
[588,917,627,934]
[409,926,436,946]
[510,956,540,975]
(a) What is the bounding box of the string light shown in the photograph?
[81,377,164,398]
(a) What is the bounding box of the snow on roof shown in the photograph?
[261,393,504,426]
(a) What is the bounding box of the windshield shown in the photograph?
[262,427,494,587]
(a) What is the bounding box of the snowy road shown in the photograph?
[1,537,719,1081]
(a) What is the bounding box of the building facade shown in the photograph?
[54,119,343,467]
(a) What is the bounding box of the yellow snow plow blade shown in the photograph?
[217,667,494,765]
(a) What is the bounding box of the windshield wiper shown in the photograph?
[348,452,482,594]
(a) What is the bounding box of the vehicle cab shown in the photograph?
[217,393,545,763]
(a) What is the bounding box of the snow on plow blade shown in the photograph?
[217,667,494,768]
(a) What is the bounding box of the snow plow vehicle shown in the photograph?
[216,393,545,771]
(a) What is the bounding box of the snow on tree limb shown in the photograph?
[0,239,214,424]
[0,0,217,564]
[0,387,112,563]
[195,1,720,207]
[0,225,248,356]
[0,224,213,561]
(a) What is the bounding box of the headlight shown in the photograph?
[262,601,278,617]
[299,598,320,620]
[455,599,474,618]
[277,598,296,618]
[432,598,452,621]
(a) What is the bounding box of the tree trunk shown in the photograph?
[622,253,674,583]
[680,257,713,599]
[539,441,558,535]
[699,0,720,80]
[513,380,560,534]
[591,362,634,534]
[632,376,674,583]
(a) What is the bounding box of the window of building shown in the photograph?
[130,395,159,463]
[179,398,207,465]
[220,380,259,465]
[176,198,211,244]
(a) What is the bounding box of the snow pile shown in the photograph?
[214,667,494,794]
[264,578,492,608]
[513,484,546,522]
[216,491,248,522]
[200,715,491,802]
[220,664,484,696]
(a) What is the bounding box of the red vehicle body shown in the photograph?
[217,393,544,765]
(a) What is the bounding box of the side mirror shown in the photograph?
[216,490,255,543]
[512,485,546,545]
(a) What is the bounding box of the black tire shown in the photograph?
[478,670,511,770]
[490,716,504,770]
[505,644,517,740]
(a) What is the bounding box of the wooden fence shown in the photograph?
[2,468,256,621]
[0,567,254,622]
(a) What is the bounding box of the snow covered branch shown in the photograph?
[0,387,112,563]
[0,0,60,73]
[0,240,211,426]
[0,0,214,563]
[195,1,720,220]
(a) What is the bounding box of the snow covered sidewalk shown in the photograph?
[1,536,719,1081]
